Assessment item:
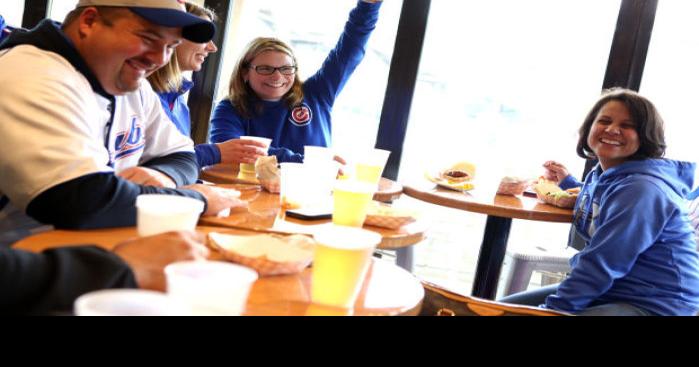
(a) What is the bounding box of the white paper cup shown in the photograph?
[74,289,189,316]
[280,162,309,209]
[136,195,204,237]
[165,261,258,316]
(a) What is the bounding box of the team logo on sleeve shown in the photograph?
[288,104,312,126]
[114,116,145,160]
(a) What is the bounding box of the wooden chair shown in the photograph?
[419,281,570,316]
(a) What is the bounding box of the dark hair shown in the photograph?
[228,37,304,119]
[576,88,666,161]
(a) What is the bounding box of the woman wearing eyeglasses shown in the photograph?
[210,0,383,163]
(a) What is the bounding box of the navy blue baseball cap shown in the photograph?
[75,0,216,43]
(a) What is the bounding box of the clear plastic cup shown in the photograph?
[239,136,272,179]
[332,180,376,227]
[74,289,189,316]
[311,225,381,308]
[165,261,258,316]
[355,149,390,185]
[136,194,204,237]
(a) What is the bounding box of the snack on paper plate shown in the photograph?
[208,232,315,276]
[364,201,417,229]
[497,176,531,196]
[440,161,476,182]
[426,161,476,192]
[532,177,580,209]
[255,156,280,193]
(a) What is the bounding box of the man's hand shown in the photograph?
[216,138,268,164]
[184,184,247,216]
[117,167,176,188]
[113,231,209,291]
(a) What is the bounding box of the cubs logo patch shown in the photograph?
[289,104,312,126]
[114,116,145,161]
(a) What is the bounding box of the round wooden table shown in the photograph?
[200,163,403,202]
[201,184,426,250]
[403,181,573,300]
[12,227,424,316]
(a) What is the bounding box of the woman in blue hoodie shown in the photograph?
[209,0,383,163]
[501,88,699,316]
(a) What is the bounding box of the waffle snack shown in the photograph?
[364,202,417,229]
[208,232,315,276]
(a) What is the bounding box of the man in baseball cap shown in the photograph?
[0,0,240,252]
[75,0,215,43]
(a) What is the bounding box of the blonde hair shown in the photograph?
[147,1,217,93]
[228,37,304,118]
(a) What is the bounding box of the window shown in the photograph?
[47,0,73,21]
[395,1,620,293]
[214,0,402,154]
[400,1,620,183]
[0,0,25,26]
[640,1,699,185]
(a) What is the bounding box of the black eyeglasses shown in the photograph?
[248,65,297,76]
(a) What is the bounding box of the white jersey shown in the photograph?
[0,44,195,246]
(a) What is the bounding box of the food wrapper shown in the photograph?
[255,156,280,193]
[532,178,580,209]
[364,202,417,229]
[497,176,531,196]
[209,232,315,276]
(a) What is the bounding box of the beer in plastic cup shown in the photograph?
[355,149,390,185]
[311,225,381,308]
[332,180,376,227]
[238,136,272,179]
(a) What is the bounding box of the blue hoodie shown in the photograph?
[156,79,221,168]
[209,1,381,163]
[546,159,699,315]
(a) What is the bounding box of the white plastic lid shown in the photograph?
[313,225,382,250]
[136,194,204,215]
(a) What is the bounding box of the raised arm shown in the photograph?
[305,0,383,104]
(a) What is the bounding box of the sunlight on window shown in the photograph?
[216,0,402,154]
[0,0,25,26]
[400,0,620,184]
[47,0,74,21]
[641,0,699,187]
[397,1,620,293]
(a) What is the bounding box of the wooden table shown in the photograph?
[202,184,427,251]
[200,163,403,203]
[12,227,424,316]
[403,182,573,300]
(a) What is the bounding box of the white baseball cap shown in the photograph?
[75,0,215,43]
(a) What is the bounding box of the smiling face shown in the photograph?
[586,100,640,170]
[175,15,217,72]
[244,50,296,101]
[76,8,182,95]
